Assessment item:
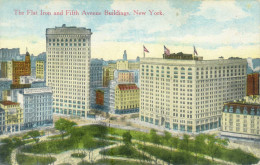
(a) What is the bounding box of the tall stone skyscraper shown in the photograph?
[46,24,92,118]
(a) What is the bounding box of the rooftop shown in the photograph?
[141,57,247,66]
[117,84,139,90]
[162,52,203,61]
[0,78,12,82]
[0,101,19,106]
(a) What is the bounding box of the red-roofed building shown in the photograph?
[0,101,19,106]
[114,84,139,114]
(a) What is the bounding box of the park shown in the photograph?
[0,118,259,165]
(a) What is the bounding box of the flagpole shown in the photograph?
[144,51,145,58]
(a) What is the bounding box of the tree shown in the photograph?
[163,131,172,145]
[70,127,86,155]
[150,129,160,146]
[179,134,190,151]
[27,130,41,143]
[0,138,14,164]
[82,134,95,162]
[55,118,77,139]
[122,131,132,145]
[206,134,228,161]
[12,137,24,147]
[171,137,179,149]
[193,134,206,163]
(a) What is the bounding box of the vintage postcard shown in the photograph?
[0,0,260,165]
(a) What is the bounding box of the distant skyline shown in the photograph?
[0,0,259,60]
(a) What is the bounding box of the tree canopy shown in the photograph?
[27,130,41,143]
[55,118,77,139]
[122,131,132,145]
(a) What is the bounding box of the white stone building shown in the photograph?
[46,24,92,117]
[17,87,53,129]
[140,57,247,132]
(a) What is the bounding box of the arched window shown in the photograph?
[181,67,185,71]
[224,105,228,112]
[174,67,178,70]
[243,107,248,114]
[250,108,255,115]
[229,106,233,113]
[235,106,241,114]
[188,68,192,71]
[257,108,260,116]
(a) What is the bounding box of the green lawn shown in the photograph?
[16,153,56,165]
[218,147,259,164]
[100,144,150,160]
[21,138,114,154]
[137,144,220,165]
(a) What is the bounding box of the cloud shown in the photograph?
[40,0,72,12]
[194,0,249,22]
[145,28,260,46]
[94,0,190,42]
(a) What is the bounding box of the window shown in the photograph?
[250,108,255,115]
[236,107,241,114]
[243,108,248,115]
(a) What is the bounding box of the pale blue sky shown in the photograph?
[0,0,259,60]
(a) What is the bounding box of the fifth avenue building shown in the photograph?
[46,24,92,117]
[140,54,247,132]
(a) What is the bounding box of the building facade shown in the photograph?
[0,48,20,62]
[128,62,140,70]
[90,59,103,88]
[1,61,13,79]
[222,102,260,139]
[247,73,259,96]
[36,60,45,79]
[17,87,53,129]
[46,24,92,117]
[116,60,129,70]
[0,78,12,101]
[12,52,31,84]
[103,64,116,87]
[140,57,247,132]
[114,70,139,86]
[117,71,135,83]
[0,101,23,134]
[114,84,139,114]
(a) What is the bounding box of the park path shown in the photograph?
[17,136,165,165]
[20,142,161,165]
[109,134,236,165]
[9,122,254,165]
[15,133,236,165]
[10,148,19,165]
